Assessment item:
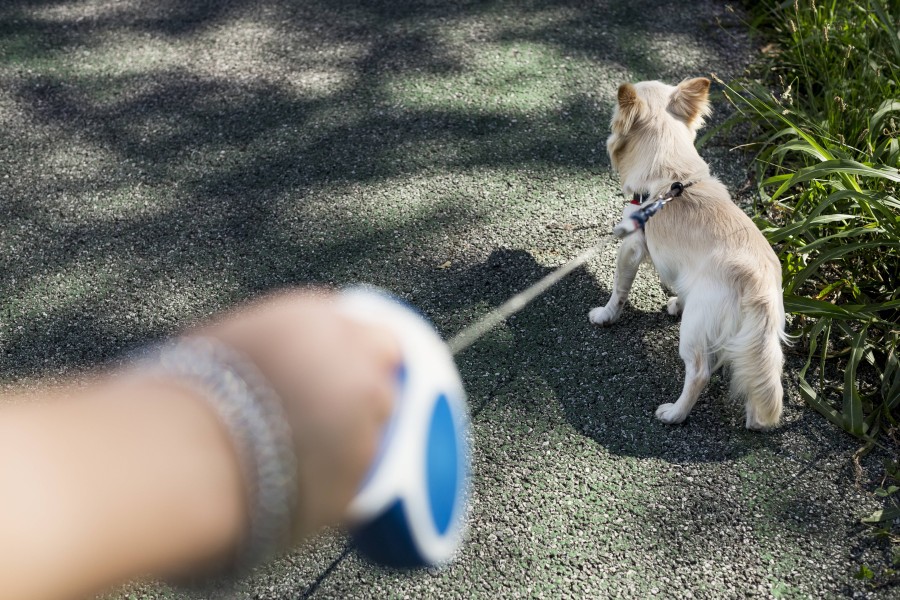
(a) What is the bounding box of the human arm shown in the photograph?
[0,290,398,600]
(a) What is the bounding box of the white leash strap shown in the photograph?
[448,235,616,356]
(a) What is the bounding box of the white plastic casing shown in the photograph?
[338,287,470,568]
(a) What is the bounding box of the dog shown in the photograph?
[590,77,786,429]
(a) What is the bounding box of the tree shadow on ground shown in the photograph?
[0,0,764,435]
[0,0,634,377]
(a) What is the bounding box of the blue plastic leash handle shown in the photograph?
[338,288,471,568]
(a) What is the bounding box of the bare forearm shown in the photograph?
[0,290,398,600]
[0,375,246,600]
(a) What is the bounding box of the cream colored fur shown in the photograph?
[590,78,786,429]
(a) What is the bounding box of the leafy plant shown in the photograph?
[719,0,900,448]
[721,0,900,580]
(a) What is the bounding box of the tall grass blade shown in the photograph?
[844,324,870,437]
[868,0,900,61]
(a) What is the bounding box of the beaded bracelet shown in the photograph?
[142,337,297,574]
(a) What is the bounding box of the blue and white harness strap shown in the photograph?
[613,181,693,238]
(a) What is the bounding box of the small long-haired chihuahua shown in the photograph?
[591,77,786,429]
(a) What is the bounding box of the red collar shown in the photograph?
[629,192,650,205]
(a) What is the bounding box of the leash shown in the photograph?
[448,236,616,355]
[612,181,694,237]
[448,180,693,355]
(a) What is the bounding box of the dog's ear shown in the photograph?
[618,83,639,110]
[613,83,641,133]
[669,77,711,129]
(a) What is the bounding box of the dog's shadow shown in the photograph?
[438,248,789,464]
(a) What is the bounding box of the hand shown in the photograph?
[198,289,400,542]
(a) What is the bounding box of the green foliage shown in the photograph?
[720,0,900,452]
[855,564,876,580]
[724,1,900,578]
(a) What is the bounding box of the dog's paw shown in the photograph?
[666,297,682,317]
[655,403,688,424]
[745,418,769,431]
[745,414,777,431]
[666,296,683,317]
[589,306,617,326]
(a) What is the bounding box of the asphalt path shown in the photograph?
[0,1,893,598]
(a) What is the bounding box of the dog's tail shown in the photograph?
[723,271,787,429]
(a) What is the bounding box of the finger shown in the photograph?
[355,323,402,369]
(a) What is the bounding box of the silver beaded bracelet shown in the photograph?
[141,337,297,574]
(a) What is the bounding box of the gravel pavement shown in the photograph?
[0,1,894,598]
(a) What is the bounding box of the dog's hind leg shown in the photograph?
[655,307,710,424]
[589,232,646,326]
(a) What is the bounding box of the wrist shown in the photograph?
[122,376,249,575]
[145,337,298,572]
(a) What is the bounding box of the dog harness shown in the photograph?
[614,181,694,238]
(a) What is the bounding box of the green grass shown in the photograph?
[722,0,900,582]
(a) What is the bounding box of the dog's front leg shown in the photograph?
[589,231,646,326]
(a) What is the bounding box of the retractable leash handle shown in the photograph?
[338,288,470,569]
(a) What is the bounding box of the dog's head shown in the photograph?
[606,77,711,174]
